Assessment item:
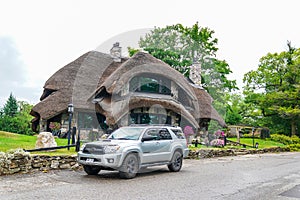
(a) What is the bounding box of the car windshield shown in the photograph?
[108,127,145,140]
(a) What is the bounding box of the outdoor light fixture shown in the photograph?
[68,103,74,113]
[67,103,74,150]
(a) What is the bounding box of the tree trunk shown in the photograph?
[291,119,296,136]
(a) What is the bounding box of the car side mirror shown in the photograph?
[141,136,156,142]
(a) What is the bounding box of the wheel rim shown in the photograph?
[127,158,137,173]
[173,154,182,169]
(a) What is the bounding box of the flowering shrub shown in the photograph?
[49,122,61,131]
[183,126,194,137]
[210,139,224,147]
[215,130,225,138]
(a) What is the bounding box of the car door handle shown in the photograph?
[156,142,160,145]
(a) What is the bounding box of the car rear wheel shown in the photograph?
[83,165,101,175]
[168,151,183,172]
[119,153,139,179]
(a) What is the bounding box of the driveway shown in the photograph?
[1,152,300,200]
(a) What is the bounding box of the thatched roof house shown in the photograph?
[31,45,225,136]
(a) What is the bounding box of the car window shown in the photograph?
[143,129,160,140]
[158,128,172,140]
[171,129,185,139]
[108,127,144,140]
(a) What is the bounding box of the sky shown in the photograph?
[0,0,299,106]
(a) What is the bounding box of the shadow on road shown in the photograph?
[81,167,171,180]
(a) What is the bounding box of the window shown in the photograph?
[144,129,160,140]
[129,75,171,95]
[171,129,185,139]
[143,128,172,140]
[130,113,171,125]
[158,129,172,140]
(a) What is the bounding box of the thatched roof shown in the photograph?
[30,51,127,120]
[31,50,226,130]
[94,52,226,127]
[191,85,226,127]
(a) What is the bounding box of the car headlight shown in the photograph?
[80,143,87,151]
[104,145,120,154]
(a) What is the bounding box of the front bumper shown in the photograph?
[77,152,122,169]
[183,148,189,158]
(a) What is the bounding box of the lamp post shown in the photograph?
[67,103,74,150]
[252,127,255,148]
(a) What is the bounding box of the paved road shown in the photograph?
[1,152,300,200]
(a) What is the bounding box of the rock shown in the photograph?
[59,163,71,169]
[71,163,82,170]
[35,132,57,149]
[51,160,60,169]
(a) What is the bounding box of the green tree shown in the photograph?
[0,95,34,135]
[3,93,18,117]
[137,22,238,99]
[243,42,300,135]
[14,101,34,135]
[224,93,243,125]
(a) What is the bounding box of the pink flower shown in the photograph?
[184,126,194,136]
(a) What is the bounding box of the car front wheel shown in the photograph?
[83,165,101,175]
[119,153,139,179]
[168,151,183,172]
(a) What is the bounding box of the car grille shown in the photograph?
[83,144,105,155]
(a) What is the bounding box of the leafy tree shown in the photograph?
[0,94,34,135]
[3,93,18,117]
[137,22,238,100]
[243,42,300,135]
[224,93,243,125]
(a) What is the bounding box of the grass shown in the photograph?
[230,138,286,148]
[0,131,77,155]
[0,131,287,155]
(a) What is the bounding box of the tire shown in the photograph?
[168,151,183,172]
[119,153,139,179]
[83,165,101,175]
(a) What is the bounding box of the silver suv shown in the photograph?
[77,125,189,179]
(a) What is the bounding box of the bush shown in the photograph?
[210,139,224,147]
[0,116,34,135]
[288,144,300,151]
[0,101,34,135]
[270,134,300,145]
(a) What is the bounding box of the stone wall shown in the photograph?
[0,147,291,176]
[187,147,290,159]
[0,149,80,176]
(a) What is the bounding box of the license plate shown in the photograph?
[86,158,94,163]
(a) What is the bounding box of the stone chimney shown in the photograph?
[110,42,122,62]
[189,61,201,85]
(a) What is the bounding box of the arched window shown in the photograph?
[129,74,171,95]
